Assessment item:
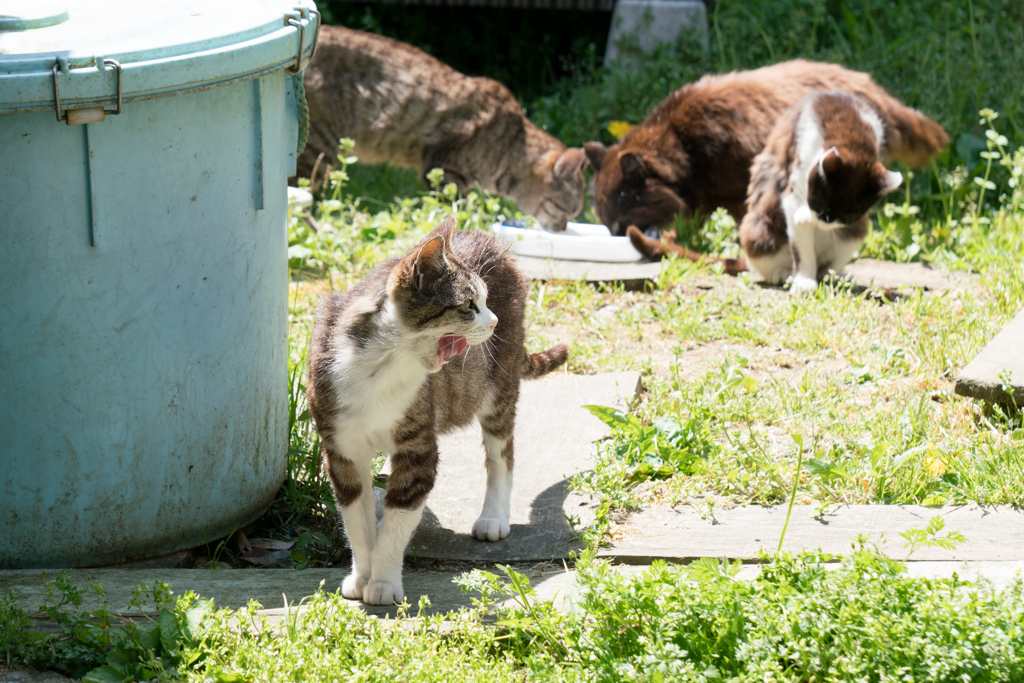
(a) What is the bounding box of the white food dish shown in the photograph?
[490,221,643,263]
[287,186,313,209]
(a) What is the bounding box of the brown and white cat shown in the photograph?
[740,91,903,292]
[299,25,587,231]
[306,216,567,605]
[584,59,947,238]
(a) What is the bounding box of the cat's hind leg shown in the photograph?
[473,389,517,542]
[323,442,376,600]
[739,202,791,285]
[365,415,439,605]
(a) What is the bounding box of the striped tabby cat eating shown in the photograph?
[300,26,587,231]
[306,217,567,605]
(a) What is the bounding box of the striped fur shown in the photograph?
[306,217,567,604]
[299,25,587,231]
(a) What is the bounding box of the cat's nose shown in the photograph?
[489,319,498,329]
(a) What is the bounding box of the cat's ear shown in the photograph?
[876,165,903,194]
[619,152,647,180]
[584,141,608,169]
[818,147,841,179]
[425,215,457,249]
[410,235,448,292]
[554,148,588,178]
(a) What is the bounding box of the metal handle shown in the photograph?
[53,58,123,123]
[284,8,319,75]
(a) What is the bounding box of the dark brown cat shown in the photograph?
[741,91,903,291]
[584,59,947,240]
[306,217,567,605]
[299,25,587,231]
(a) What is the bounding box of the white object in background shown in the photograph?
[563,222,612,237]
[287,186,313,209]
[604,0,708,66]
[491,222,643,263]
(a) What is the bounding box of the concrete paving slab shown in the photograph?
[599,504,1024,564]
[955,308,1024,405]
[409,371,642,562]
[515,255,662,288]
[3,559,1020,642]
[843,258,976,292]
[531,561,1024,612]
[0,568,475,621]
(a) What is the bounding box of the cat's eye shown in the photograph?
[463,298,479,313]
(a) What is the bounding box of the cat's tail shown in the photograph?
[521,343,569,379]
[880,103,949,168]
[627,226,748,275]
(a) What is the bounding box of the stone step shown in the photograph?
[408,371,641,562]
[3,559,1021,628]
[599,504,1024,564]
[955,308,1024,406]
[843,258,977,293]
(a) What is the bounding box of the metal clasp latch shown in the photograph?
[284,7,320,74]
[53,58,123,125]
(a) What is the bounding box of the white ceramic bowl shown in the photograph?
[491,221,643,262]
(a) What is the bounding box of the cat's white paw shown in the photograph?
[790,274,818,294]
[472,517,510,542]
[363,580,403,605]
[340,574,368,600]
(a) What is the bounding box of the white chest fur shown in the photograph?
[326,303,429,455]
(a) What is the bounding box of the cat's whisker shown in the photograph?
[483,338,510,377]
[480,261,500,278]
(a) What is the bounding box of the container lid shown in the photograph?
[0,3,70,32]
[0,0,319,115]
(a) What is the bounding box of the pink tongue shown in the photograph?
[438,333,468,361]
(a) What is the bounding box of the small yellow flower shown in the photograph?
[925,455,946,476]
[607,120,635,140]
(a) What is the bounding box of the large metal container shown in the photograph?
[0,0,319,567]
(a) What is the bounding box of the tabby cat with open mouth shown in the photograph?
[306,217,567,605]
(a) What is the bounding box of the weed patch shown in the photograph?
[7,548,1024,682]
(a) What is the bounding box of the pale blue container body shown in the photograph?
[0,1,318,567]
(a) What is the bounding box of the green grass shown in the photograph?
[7,547,1024,682]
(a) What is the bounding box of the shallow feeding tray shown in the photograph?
[491,220,643,263]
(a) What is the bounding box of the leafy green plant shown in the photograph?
[900,515,968,562]
[8,546,1024,682]
[1,573,211,682]
[583,404,711,484]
